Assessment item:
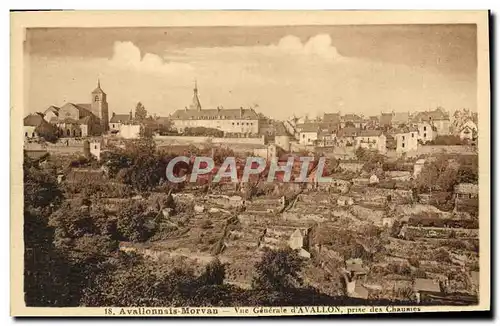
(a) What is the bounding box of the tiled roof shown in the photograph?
[23,113,45,127]
[323,113,341,123]
[274,122,289,136]
[337,127,360,137]
[358,129,384,137]
[342,114,363,122]
[412,108,450,122]
[110,114,132,123]
[298,123,320,133]
[43,106,60,115]
[414,278,441,293]
[75,103,92,111]
[60,103,94,118]
[171,107,259,120]
[390,126,418,134]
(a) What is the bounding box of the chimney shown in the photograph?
[112,112,116,117]
[129,110,133,120]
[185,106,188,112]
[240,106,243,118]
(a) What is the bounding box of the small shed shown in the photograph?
[369,174,380,185]
[413,278,441,303]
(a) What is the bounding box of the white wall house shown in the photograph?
[355,130,387,154]
[390,127,419,153]
[459,120,478,141]
[416,122,436,143]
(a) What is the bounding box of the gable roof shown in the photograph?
[60,103,94,118]
[171,107,259,120]
[337,127,360,137]
[43,106,60,115]
[358,129,384,137]
[23,113,46,127]
[75,103,92,111]
[110,114,132,123]
[298,123,320,133]
[414,278,441,293]
[323,112,341,123]
[412,108,450,122]
[390,126,418,135]
[274,122,289,136]
[342,114,363,122]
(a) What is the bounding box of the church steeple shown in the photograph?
[92,78,104,95]
[189,80,202,111]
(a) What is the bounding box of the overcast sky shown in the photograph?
[25,25,477,119]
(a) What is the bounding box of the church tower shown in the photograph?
[91,79,109,132]
[189,80,202,111]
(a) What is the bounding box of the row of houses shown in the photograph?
[291,108,478,147]
[296,124,421,154]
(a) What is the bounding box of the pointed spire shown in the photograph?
[92,78,105,94]
[189,80,202,111]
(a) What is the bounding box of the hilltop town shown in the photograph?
[24,81,479,306]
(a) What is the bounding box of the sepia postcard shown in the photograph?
[11,10,490,317]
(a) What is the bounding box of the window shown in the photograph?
[94,145,97,149]
[232,122,235,125]
[32,132,35,138]
[237,122,239,126]
[424,133,427,138]
[423,126,427,131]
[402,136,405,141]
[402,143,405,148]
[24,132,27,137]
[94,95,100,102]
[302,134,305,138]
[412,133,414,138]
[67,129,70,136]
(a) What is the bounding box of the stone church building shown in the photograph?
[24,80,110,138]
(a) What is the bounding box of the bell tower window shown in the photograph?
[94,95,100,102]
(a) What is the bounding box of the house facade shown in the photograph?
[355,130,387,153]
[109,111,133,132]
[171,83,259,135]
[412,108,451,135]
[390,126,419,153]
[459,120,478,141]
[416,121,436,143]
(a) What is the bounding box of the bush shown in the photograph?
[408,257,420,268]
[201,219,213,229]
[184,127,223,137]
[427,135,465,146]
[434,248,452,263]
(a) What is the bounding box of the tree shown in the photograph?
[24,159,63,212]
[252,248,305,292]
[35,122,59,143]
[135,102,147,121]
[117,201,157,242]
[199,258,225,286]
